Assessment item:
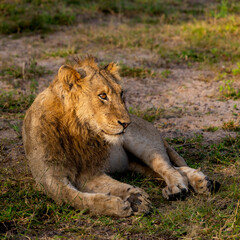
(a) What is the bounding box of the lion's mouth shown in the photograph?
[116,130,125,135]
[102,129,125,136]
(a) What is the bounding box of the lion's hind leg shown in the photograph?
[163,139,187,167]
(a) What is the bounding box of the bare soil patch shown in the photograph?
[1,27,239,143]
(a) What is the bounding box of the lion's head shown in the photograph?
[54,56,131,144]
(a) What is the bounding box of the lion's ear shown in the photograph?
[58,65,81,91]
[76,68,87,79]
[105,62,119,76]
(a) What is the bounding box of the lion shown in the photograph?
[22,56,220,217]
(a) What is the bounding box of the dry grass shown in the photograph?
[75,15,240,67]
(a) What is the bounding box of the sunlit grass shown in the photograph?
[0,0,221,34]
[83,15,240,66]
[44,47,77,58]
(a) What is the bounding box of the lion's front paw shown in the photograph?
[162,171,189,201]
[162,184,188,201]
[124,187,151,215]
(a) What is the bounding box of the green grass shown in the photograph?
[160,69,171,78]
[222,120,240,132]
[219,79,240,100]
[1,59,51,88]
[0,0,77,34]
[232,62,240,75]
[204,126,220,132]
[1,0,240,36]
[128,107,164,123]
[2,1,240,67]
[204,121,240,133]
[208,136,240,165]
[1,135,240,239]
[1,179,87,237]
[0,59,52,113]
[120,64,156,78]
[0,59,51,78]
[89,14,240,66]
[0,0,223,35]
[169,134,240,167]
[44,47,77,58]
[0,91,35,113]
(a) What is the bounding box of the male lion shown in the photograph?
[22,56,219,217]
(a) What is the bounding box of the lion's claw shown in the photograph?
[167,187,188,201]
[207,179,221,193]
[125,188,151,215]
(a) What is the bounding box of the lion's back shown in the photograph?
[22,88,58,158]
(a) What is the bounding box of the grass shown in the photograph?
[208,136,240,165]
[0,59,52,113]
[0,0,224,35]
[0,91,35,113]
[1,179,87,237]
[204,126,220,132]
[44,47,77,58]
[128,107,164,123]
[169,134,240,168]
[120,64,156,79]
[219,79,240,100]
[160,69,171,78]
[216,65,240,100]
[0,0,77,34]
[204,121,240,133]
[2,1,240,67]
[1,59,51,88]
[89,14,240,66]
[232,62,240,75]
[1,134,240,239]
[222,120,240,132]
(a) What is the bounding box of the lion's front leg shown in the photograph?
[123,115,188,200]
[36,172,132,217]
[78,173,151,215]
[148,157,189,200]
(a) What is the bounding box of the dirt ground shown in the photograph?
[1,24,239,143]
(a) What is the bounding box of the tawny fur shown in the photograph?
[22,56,214,217]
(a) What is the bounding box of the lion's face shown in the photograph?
[57,58,131,143]
[86,70,130,136]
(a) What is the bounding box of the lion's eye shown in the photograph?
[98,93,108,100]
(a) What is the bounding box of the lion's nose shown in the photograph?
[118,120,131,129]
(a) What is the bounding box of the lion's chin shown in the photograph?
[103,133,124,145]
